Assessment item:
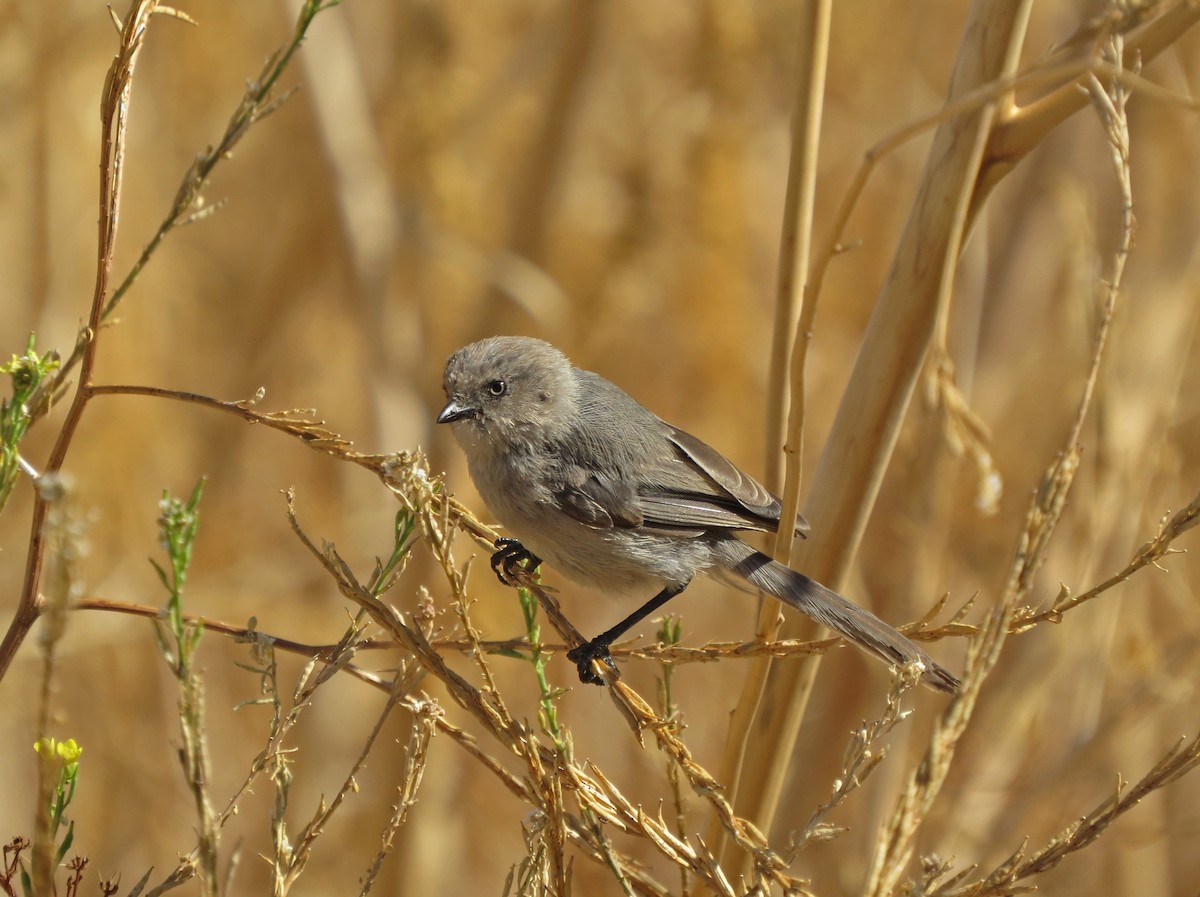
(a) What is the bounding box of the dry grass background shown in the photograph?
[2,0,1200,895]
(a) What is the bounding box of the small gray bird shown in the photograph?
[437,336,959,694]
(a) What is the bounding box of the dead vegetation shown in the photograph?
[1,1,1199,894]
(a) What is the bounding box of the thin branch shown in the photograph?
[933,731,1200,897]
[0,0,168,685]
[36,0,341,422]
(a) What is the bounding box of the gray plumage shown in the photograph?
[438,335,958,694]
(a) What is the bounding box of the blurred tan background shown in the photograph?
[2,0,1199,894]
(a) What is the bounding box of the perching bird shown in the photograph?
[437,336,958,694]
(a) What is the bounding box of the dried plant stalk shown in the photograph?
[730,2,1035,865]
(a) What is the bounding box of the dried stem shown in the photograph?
[0,0,343,685]
[731,0,1034,858]
[720,0,831,866]
[0,0,167,686]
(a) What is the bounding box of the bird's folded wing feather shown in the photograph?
[665,426,779,513]
[554,479,643,528]
[548,419,809,537]
[636,492,774,534]
[643,426,810,536]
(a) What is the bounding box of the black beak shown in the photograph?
[437,399,477,424]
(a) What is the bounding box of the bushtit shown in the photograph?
[437,336,958,694]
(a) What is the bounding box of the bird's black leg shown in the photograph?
[490,537,543,586]
[567,582,688,685]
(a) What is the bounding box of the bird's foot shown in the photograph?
[490,538,542,586]
[566,638,618,685]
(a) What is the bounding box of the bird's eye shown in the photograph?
[486,379,507,396]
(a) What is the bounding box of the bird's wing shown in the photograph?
[664,426,779,514]
[553,476,644,529]
[547,371,808,537]
[635,492,774,534]
[633,425,810,537]
[551,425,811,537]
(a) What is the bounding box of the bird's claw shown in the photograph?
[567,639,618,685]
[488,540,616,685]
[490,538,542,586]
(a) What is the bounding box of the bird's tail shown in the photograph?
[715,541,960,694]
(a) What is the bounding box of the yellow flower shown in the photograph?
[34,736,83,768]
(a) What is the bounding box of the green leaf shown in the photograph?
[55,819,75,864]
[149,558,173,593]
